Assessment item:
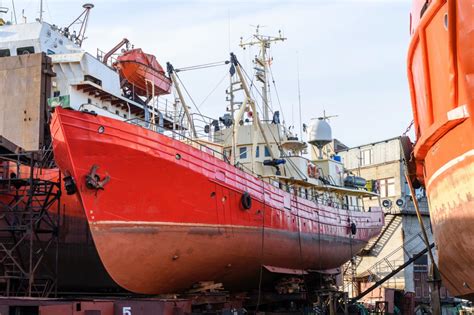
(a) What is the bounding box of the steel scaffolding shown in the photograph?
[0,151,60,297]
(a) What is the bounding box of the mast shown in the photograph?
[11,0,17,24]
[239,26,286,121]
[229,53,276,162]
[297,52,302,139]
[66,3,94,46]
[39,0,43,22]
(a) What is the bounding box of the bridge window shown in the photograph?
[0,49,11,57]
[264,146,271,157]
[256,146,260,158]
[239,147,247,159]
[17,46,35,55]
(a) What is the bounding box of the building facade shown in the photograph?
[336,137,450,308]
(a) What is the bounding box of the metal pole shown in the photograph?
[261,42,269,121]
[55,169,61,297]
[11,0,17,24]
[231,55,276,160]
[404,173,441,315]
[169,71,197,138]
[28,153,34,296]
[39,0,43,22]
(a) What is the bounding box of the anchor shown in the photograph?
[85,164,110,190]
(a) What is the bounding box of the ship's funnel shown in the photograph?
[307,117,332,159]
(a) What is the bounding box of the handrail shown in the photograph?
[124,117,374,213]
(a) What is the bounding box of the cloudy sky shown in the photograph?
[8,0,414,147]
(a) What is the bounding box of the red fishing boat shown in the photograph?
[49,29,385,293]
[50,106,384,294]
[407,0,474,299]
[115,48,172,97]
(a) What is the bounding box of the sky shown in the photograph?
[4,0,415,147]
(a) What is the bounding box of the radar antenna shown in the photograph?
[239,26,286,121]
[67,3,94,47]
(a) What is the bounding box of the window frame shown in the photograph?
[0,49,11,57]
[239,147,248,159]
[16,46,35,55]
[379,177,396,198]
[264,146,271,157]
[360,148,373,166]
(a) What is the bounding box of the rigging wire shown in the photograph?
[267,62,286,124]
[44,0,52,23]
[402,120,414,136]
[175,60,229,73]
[197,71,229,109]
[174,72,207,123]
[296,52,303,139]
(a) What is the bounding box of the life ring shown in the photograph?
[307,163,317,178]
[241,192,252,210]
[350,222,357,235]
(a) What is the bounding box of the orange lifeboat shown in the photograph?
[115,48,172,97]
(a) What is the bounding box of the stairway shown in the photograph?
[352,241,435,302]
[359,230,432,285]
[359,213,401,256]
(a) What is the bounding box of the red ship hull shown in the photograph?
[408,0,474,298]
[50,107,384,294]
[0,164,120,293]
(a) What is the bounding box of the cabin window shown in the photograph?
[264,146,271,157]
[256,146,260,158]
[47,49,55,55]
[17,46,35,55]
[239,147,247,159]
[0,49,11,57]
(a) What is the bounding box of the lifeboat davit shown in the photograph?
[115,48,172,97]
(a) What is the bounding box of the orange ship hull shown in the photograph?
[50,107,384,294]
[408,0,474,298]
